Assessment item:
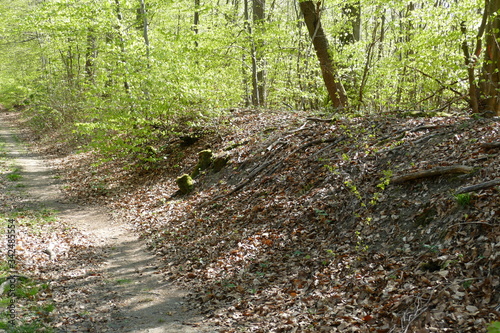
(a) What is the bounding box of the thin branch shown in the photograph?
[481,142,500,149]
[456,178,500,194]
[392,165,475,184]
[449,221,496,228]
[306,117,336,123]
[408,66,463,96]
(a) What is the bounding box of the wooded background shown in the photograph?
[0,0,498,158]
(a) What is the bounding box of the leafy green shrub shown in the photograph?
[454,193,472,208]
[0,84,30,109]
[488,321,500,333]
[24,106,63,134]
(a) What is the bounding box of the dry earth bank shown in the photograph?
[14,109,500,332]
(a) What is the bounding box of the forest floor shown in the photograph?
[0,111,219,332]
[1,108,499,332]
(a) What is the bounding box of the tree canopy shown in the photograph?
[0,0,496,158]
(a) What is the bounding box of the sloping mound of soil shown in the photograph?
[52,111,499,332]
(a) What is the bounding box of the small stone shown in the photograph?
[176,174,194,194]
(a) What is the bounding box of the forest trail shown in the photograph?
[0,111,217,332]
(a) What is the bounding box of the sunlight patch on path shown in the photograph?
[0,111,218,332]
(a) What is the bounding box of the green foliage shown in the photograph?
[0,0,487,159]
[0,275,54,332]
[0,209,58,235]
[488,322,500,333]
[115,278,133,285]
[0,84,30,109]
[454,193,472,208]
[6,174,22,181]
[344,180,362,200]
[462,280,473,289]
[370,170,392,205]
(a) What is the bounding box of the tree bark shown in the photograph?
[391,165,474,184]
[114,0,130,94]
[479,0,500,116]
[461,0,488,115]
[193,0,200,47]
[85,28,96,80]
[251,0,266,106]
[299,1,348,109]
[139,0,150,63]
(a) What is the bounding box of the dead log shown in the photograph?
[481,142,500,149]
[456,178,500,194]
[306,117,336,123]
[392,165,474,184]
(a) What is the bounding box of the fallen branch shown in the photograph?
[227,160,273,195]
[264,136,346,178]
[206,136,346,203]
[456,178,500,194]
[409,124,443,132]
[412,133,440,145]
[481,142,500,149]
[392,165,474,184]
[286,121,310,134]
[306,117,336,123]
[448,221,496,228]
[376,124,443,146]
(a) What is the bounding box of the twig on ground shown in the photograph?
[455,178,500,194]
[392,165,474,184]
[481,142,500,149]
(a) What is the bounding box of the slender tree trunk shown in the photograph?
[139,0,150,63]
[340,1,361,46]
[243,0,251,106]
[378,10,385,60]
[479,0,500,116]
[114,0,130,94]
[299,0,348,109]
[358,18,380,109]
[460,0,488,115]
[59,42,75,84]
[137,0,151,99]
[193,0,200,47]
[85,29,96,81]
[251,0,266,106]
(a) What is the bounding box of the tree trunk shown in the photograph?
[243,0,251,106]
[340,1,361,46]
[85,28,96,80]
[299,1,348,109]
[461,0,488,115]
[193,0,200,47]
[114,0,130,94]
[251,0,266,106]
[479,0,500,116]
[139,0,150,63]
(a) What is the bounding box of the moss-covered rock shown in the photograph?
[176,174,194,194]
[212,156,229,172]
[192,149,213,177]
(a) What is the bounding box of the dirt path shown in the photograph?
[0,111,218,332]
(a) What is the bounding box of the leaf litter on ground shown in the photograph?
[18,110,500,332]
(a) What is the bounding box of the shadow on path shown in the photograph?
[0,111,219,332]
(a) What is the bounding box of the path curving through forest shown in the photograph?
[0,111,217,332]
